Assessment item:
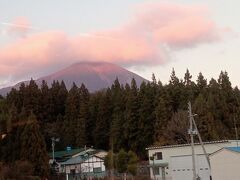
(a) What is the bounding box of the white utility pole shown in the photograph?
[188,102,197,180]
[51,137,60,163]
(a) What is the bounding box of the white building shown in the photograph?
[210,147,240,180]
[147,140,240,180]
[60,154,106,179]
[49,148,107,179]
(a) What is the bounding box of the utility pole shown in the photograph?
[51,137,60,163]
[188,102,197,180]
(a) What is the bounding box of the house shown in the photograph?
[210,146,240,180]
[49,148,107,179]
[61,154,106,179]
[146,140,240,180]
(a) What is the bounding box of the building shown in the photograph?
[146,140,240,180]
[210,146,240,180]
[49,148,107,179]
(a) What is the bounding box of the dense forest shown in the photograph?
[1,69,240,176]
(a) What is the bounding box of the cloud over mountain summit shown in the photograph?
[0,2,229,87]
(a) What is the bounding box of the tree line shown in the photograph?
[1,69,240,177]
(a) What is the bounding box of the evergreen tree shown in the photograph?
[49,80,68,121]
[137,82,155,157]
[124,79,139,152]
[110,79,126,150]
[167,68,182,111]
[20,113,49,177]
[196,72,207,94]
[193,94,217,141]
[154,97,168,144]
[184,69,192,86]
[75,83,90,147]
[0,98,8,134]
[23,79,41,117]
[127,151,138,176]
[94,89,112,149]
[7,104,18,133]
[87,92,101,147]
[183,69,196,106]
[116,149,128,174]
[39,80,50,123]
[63,83,80,147]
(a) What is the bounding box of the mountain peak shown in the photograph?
[0,62,148,95]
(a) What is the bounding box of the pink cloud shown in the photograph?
[0,2,229,87]
[130,2,222,48]
[5,16,32,37]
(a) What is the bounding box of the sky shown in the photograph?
[0,0,240,88]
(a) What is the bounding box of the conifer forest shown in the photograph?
[1,69,240,177]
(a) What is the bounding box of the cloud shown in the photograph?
[131,2,223,48]
[0,2,229,87]
[2,16,37,37]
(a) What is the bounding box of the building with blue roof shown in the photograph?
[225,146,240,153]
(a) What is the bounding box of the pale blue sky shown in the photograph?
[0,0,240,87]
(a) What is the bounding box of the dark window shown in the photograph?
[93,167,102,173]
[70,169,75,175]
[156,152,163,160]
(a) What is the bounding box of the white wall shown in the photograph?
[64,156,105,174]
[148,141,240,179]
[210,149,240,180]
[170,154,210,180]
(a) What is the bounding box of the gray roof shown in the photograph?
[60,154,103,165]
[146,140,232,150]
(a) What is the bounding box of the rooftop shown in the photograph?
[146,140,238,150]
[60,154,104,165]
[49,148,85,158]
[226,147,240,153]
[49,148,106,163]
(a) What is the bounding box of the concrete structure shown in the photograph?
[210,147,240,180]
[147,140,240,180]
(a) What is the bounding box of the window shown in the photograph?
[70,169,76,175]
[93,167,102,173]
[155,152,163,160]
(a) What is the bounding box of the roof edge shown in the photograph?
[146,140,239,150]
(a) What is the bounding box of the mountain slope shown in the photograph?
[0,62,148,95]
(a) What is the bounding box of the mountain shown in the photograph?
[0,62,148,96]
